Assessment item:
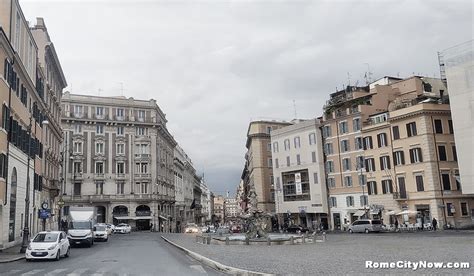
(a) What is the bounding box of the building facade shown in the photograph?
[241,120,292,213]
[271,119,328,230]
[60,93,177,232]
[224,197,238,222]
[212,195,225,225]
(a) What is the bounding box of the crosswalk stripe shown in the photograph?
[45,269,68,276]
[66,268,88,276]
[21,269,45,276]
[190,265,207,274]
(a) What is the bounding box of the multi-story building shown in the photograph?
[0,0,53,249]
[441,41,474,196]
[241,120,292,213]
[271,119,328,230]
[224,197,238,222]
[362,76,473,228]
[322,79,401,230]
[200,181,211,224]
[60,93,177,232]
[30,18,67,233]
[213,195,225,225]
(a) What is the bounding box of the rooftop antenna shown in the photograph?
[364,63,373,84]
[292,99,297,119]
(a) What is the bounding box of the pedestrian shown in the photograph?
[150,223,153,232]
[432,217,437,231]
[394,219,399,232]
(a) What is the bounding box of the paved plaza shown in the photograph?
[162,231,474,275]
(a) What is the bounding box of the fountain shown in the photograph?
[240,185,271,239]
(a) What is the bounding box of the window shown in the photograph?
[363,136,373,150]
[135,163,149,174]
[311,151,317,163]
[392,126,400,140]
[377,133,387,148]
[117,126,124,136]
[284,139,290,151]
[325,143,333,155]
[360,195,368,206]
[358,174,366,186]
[96,124,104,135]
[117,143,125,155]
[96,106,104,116]
[353,118,361,132]
[340,140,350,152]
[74,105,83,116]
[339,121,348,134]
[313,173,318,184]
[342,158,351,171]
[365,158,376,172]
[267,158,273,168]
[344,176,352,187]
[135,143,149,155]
[327,178,336,188]
[95,162,104,174]
[0,153,7,178]
[398,177,407,199]
[326,161,334,173]
[137,110,145,121]
[446,203,454,216]
[452,146,457,161]
[267,143,271,151]
[95,181,104,195]
[438,145,447,161]
[393,151,405,166]
[329,197,337,207]
[460,202,468,216]
[275,158,279,168]
[442,173,451,190]
[136,127,147,136]
[273,142,279,153]
[379,156,391,170]
[322,126,331,138]
[346,196,354,207]
[73,182,81,196]
[73,141,82,153]
[381,180,393,194]
[96,142,104,154]
[406,122,417,137]
[73,124,82,134]
[355,137,363,150]
[415,175,424,192]
[286,156,290,167]
[117,182,125,194]
[356,156,364,170]
[454,170,461,191]
[296,154,301,165]
[73,162,82,174]
[409,148,423,163]
[448,120,454,134]
[367,181,377,195]
[266,126,272,134]
[294,137,301,148]
[116,108,124,119]
[116,162,125,174]
[434,119,443,134]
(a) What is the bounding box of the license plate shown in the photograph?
[76,242,81,244]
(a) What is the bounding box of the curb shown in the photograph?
[161,236,274,276]
[0,255,25,263]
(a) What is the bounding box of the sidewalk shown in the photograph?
[0,244,25,263]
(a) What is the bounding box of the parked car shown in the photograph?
[231,225,241,233]
[25,231,70,261]
[348,219,383,233]
[93,224,109,241]
[114,223,131,234]
[286,225,309,234]
[106,224,115,235]
[184,223,200,233]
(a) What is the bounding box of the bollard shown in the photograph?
[202,236,206,244]
[322,232,326,242]
[267,237,271,246]
[245,237,250,245]
[290,236,294,245]
[225,236,230,245]
[207,236,211,245]
[302,235,306,244]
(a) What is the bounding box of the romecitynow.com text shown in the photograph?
[366,261,470,270]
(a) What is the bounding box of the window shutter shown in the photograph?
[368,183,372,195]
[365,159,369,172]
[401,152,405,165]
[387,156,391,169]
[379,157,384,170]
[382,181,387,194]
[377,134,381,148]
[371,159,376,171]
[369,137,373,149]
[389,180,393,193]
[418,148,423,162]
[409,149,414,163]
[393,152,397,165]
[374,181,378,194]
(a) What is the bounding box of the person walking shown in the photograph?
[432,218,438,231]
[394,219,399,232]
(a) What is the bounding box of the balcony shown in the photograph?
[116,173,125,179]
[135,173,152,179]
[95,114,106,120]
[73,113,84,119]
[72,172,83,180]
[115,115,124,121]
[94,173,105,179]
[134,153,150,159]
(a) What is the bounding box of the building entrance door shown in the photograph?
[332,213,341,230]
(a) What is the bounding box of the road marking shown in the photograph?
[21,269,45,276]
[3,270,22,276]
[66,268,88,276]
[45,269,68,276]
[190,265,207,274]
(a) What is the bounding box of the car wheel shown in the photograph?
[365,229,369,234]
[55,250,60,261]
[349,229,353,234]
[105,238,108,242]
[26,258,31,262]
[65,247,70,258]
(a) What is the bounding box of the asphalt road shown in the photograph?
[0,232,223,276]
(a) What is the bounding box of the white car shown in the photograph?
[106,224,115,235]
[114,223,131,234]
[184,223,200,233]
[26,231,70,261]
[93,224,109,241]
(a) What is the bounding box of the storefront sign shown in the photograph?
[295,173,302,195]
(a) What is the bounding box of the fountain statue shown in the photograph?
[241,185,271,239]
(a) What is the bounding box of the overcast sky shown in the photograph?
[21,0,472,196]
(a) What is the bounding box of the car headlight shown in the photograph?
[86,233,93,238]
[27,245,32,250]
[48,245,57,250]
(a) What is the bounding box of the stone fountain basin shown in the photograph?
[210,233,307,245]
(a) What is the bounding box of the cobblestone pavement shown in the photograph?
[162,231,474,275]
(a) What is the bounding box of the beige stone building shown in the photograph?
[241,120,292,214]
[213,194,225,225]
[60,93,177,232]
[362,76,474,228]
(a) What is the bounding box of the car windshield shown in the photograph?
[69,221,91,229]
[371,220,382,224]
[33,233,58,243]
[95,225,106,231]
[117,224,128,227]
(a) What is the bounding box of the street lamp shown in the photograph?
[20,118,48,253]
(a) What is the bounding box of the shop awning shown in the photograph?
[114,216,153,220]
[370,208,381,215]
[354,210,366,217]
[158,215,168,220]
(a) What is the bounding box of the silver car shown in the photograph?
[348,219,383,233]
